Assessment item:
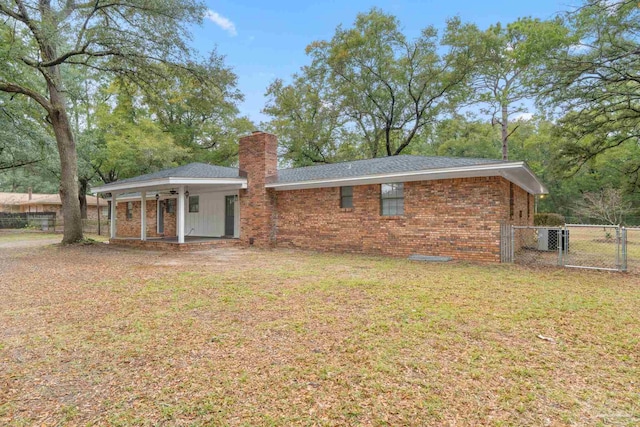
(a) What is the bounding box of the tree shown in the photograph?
[574,188,633,225]
[0,0,208,243]
[0,92,51,171]
[540,0,640,189]
[264,66,357,166]
[265,9,480,163]
[467,18,568,160]
[90,81,189,181]
[428,114,502,159]
[145,54,254,167]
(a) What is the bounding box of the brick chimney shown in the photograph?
[238,131,278,247]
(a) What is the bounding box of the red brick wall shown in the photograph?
[238,131,278,247]
[274,177,533,263]
[116,200,176,238]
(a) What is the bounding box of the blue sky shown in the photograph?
[191,0,574,125]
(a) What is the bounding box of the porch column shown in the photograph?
[140,191,147,241]
[177,185,185,244]
[110,193,117,239]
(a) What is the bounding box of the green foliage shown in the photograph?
[144,54,254,167]
[0,2,252,193]
[89,81,188,181]
[466,17,568,160]
[534,213,565,226]
[264,67,356,166]
[540,0,640,190]
[264,8,481,163]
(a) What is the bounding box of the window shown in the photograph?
[381,183,404,216]
[166,199,176,214]
[188,195,199,213]
[527,194,531,219]
[340,186,353,208]
[126,202,133,220]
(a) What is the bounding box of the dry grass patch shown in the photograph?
[0,235,638,426]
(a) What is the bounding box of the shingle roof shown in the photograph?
[17,194,105,206]
[0,192,104,206]
[273,155,505,183]
[113,163,243,185]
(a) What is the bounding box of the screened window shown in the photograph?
[126,202,133,220]
[166,199,176,214]
[340,186,353,208]
[188,195,199,213]
[381,183,404,216]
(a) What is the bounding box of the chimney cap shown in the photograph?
[251,130,262,134]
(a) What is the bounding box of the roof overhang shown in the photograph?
[266,162,548,195]
[91,177,248,194]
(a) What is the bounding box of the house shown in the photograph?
[91,131,546,262]
[0,190,107,221]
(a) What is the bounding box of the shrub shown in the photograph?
[534,213,565,226]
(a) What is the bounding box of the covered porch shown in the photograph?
[91,163,247,245]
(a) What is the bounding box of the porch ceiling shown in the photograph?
[91,178,247,195]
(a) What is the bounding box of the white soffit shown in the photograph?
[266,163,548,195]
[91,177,248,194]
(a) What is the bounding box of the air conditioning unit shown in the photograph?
[538,229,569,251]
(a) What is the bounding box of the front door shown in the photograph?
[157,200,164,234]
[224,195,234,237]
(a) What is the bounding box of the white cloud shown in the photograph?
[205,9,237,36]
[513,112,533,122]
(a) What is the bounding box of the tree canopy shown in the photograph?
[265,9,481,165]
[0,0,249,242]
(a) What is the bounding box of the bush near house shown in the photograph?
[534,212,565,226]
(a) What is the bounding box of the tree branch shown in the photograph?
[0,81,52,113]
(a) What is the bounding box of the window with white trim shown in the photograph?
[126,202,133,220]
[381,183,404,216]
[188,195,199,213]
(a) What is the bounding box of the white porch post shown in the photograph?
[140,191,147,241]
[177,185,185,243]
[110,193,117,239]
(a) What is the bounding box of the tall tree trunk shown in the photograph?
[38,0,83,244]
[49,84,83,243]
[79,178,88,220]
[501,103,509,161]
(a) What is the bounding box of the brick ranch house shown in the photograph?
[91,131,546,262]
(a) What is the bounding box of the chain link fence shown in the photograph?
[0,213,56,230]
[52,219,110,235]
[509,224,637,272]
[626,228,640,273]
[0,214,109,236]
[511,226,565,267]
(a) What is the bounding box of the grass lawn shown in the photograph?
[0,233,638,426]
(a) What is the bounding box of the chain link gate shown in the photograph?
[509,224,630,272]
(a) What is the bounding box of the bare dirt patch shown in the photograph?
[0,232,638,426]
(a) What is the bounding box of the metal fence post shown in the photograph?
[615,226,620,271]
[558,226,564,266]
[621,227,627,272]
[510,225,515,263]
